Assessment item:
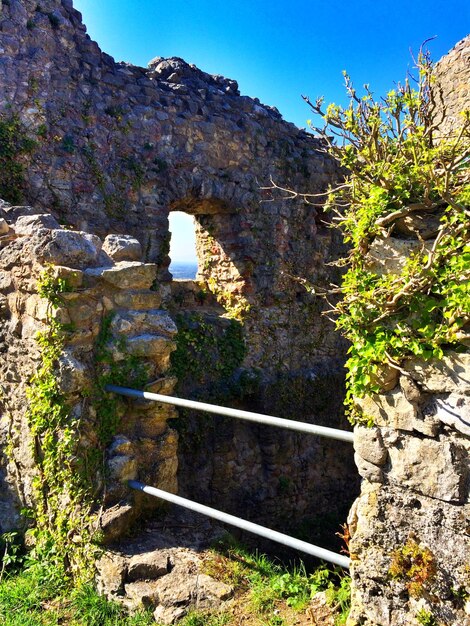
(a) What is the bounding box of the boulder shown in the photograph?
[34,229,102,269]
[13,213,60,236]
[102,234,142,262]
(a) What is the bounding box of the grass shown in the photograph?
[0,535,350,625]
[0,565,154,626]
[201,535,351,625]
[178,612,231,626]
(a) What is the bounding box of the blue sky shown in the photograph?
[73,0,469,262]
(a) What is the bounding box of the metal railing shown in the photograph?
[107,384,353,569]
[105,385,354,443]
[129,480,350,569]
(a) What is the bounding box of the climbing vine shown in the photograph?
[288,49,470,421]
[0,112,37,203]
[92,312,148,446]
[23,271,152,583]
[206,276,252,320]
[170,312,246,386]
[26,268,97,583]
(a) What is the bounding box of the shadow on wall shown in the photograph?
[162,191,357,553]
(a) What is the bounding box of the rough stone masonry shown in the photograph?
[0,0,469,624]
[0,0,358,545]
[346,35,470,626]
[0,202,179,540]
[0,0,350,405]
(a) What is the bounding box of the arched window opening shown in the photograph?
[169,211,198,279]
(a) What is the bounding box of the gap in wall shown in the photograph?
[168,211,198,279]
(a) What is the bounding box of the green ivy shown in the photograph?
[25,268,96,584]
[24,277,150,583]
[0,112,37,203]
[92,312,148,446]
[170,312,246,386]
[304,50,470,421]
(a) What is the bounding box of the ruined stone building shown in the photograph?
[0,0,469,623]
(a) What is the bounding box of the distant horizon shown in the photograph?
[169,259,198,280]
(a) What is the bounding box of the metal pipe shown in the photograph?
[128,480,350,569]
[105,385,354,443]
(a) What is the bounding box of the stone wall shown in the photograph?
[0,196,356,553]
[348,37,470,626]
[434,35,470,135]
[0,0,357,544]
[2,3,468,623]
[3,0,345,346]
[349,351,470,625]
[346,37,470,622]
[0,200,179,540]
[0,0,344,372]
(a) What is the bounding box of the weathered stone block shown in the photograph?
[64,300,96,326]
[114,334,175,360]
[95,552,128,596]
[354,452,384,483]
[153,604,187,625]
[370,364,399,391]
[57,349,88,394]
[25,294,71,325]
[102,234,142,262]
[112,290,162,310]
[388,438,465,502]
[355,389,417,432]
[124,580,160,607]
[366,237,428,275]
[110,310,177,337]
[404,352,470,394]
[85,262,157,290]
[434,394,470,436]
[13,213,60,235]
[107,455,137,483]
[354,426,387,466]
[399,375,421,403]
[348,483,470,626]
[127,550,169,582]
[100,504,135,544]
[51,265,83,288]
[35,229,102,269]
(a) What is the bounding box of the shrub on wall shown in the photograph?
[300,49,469,421]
